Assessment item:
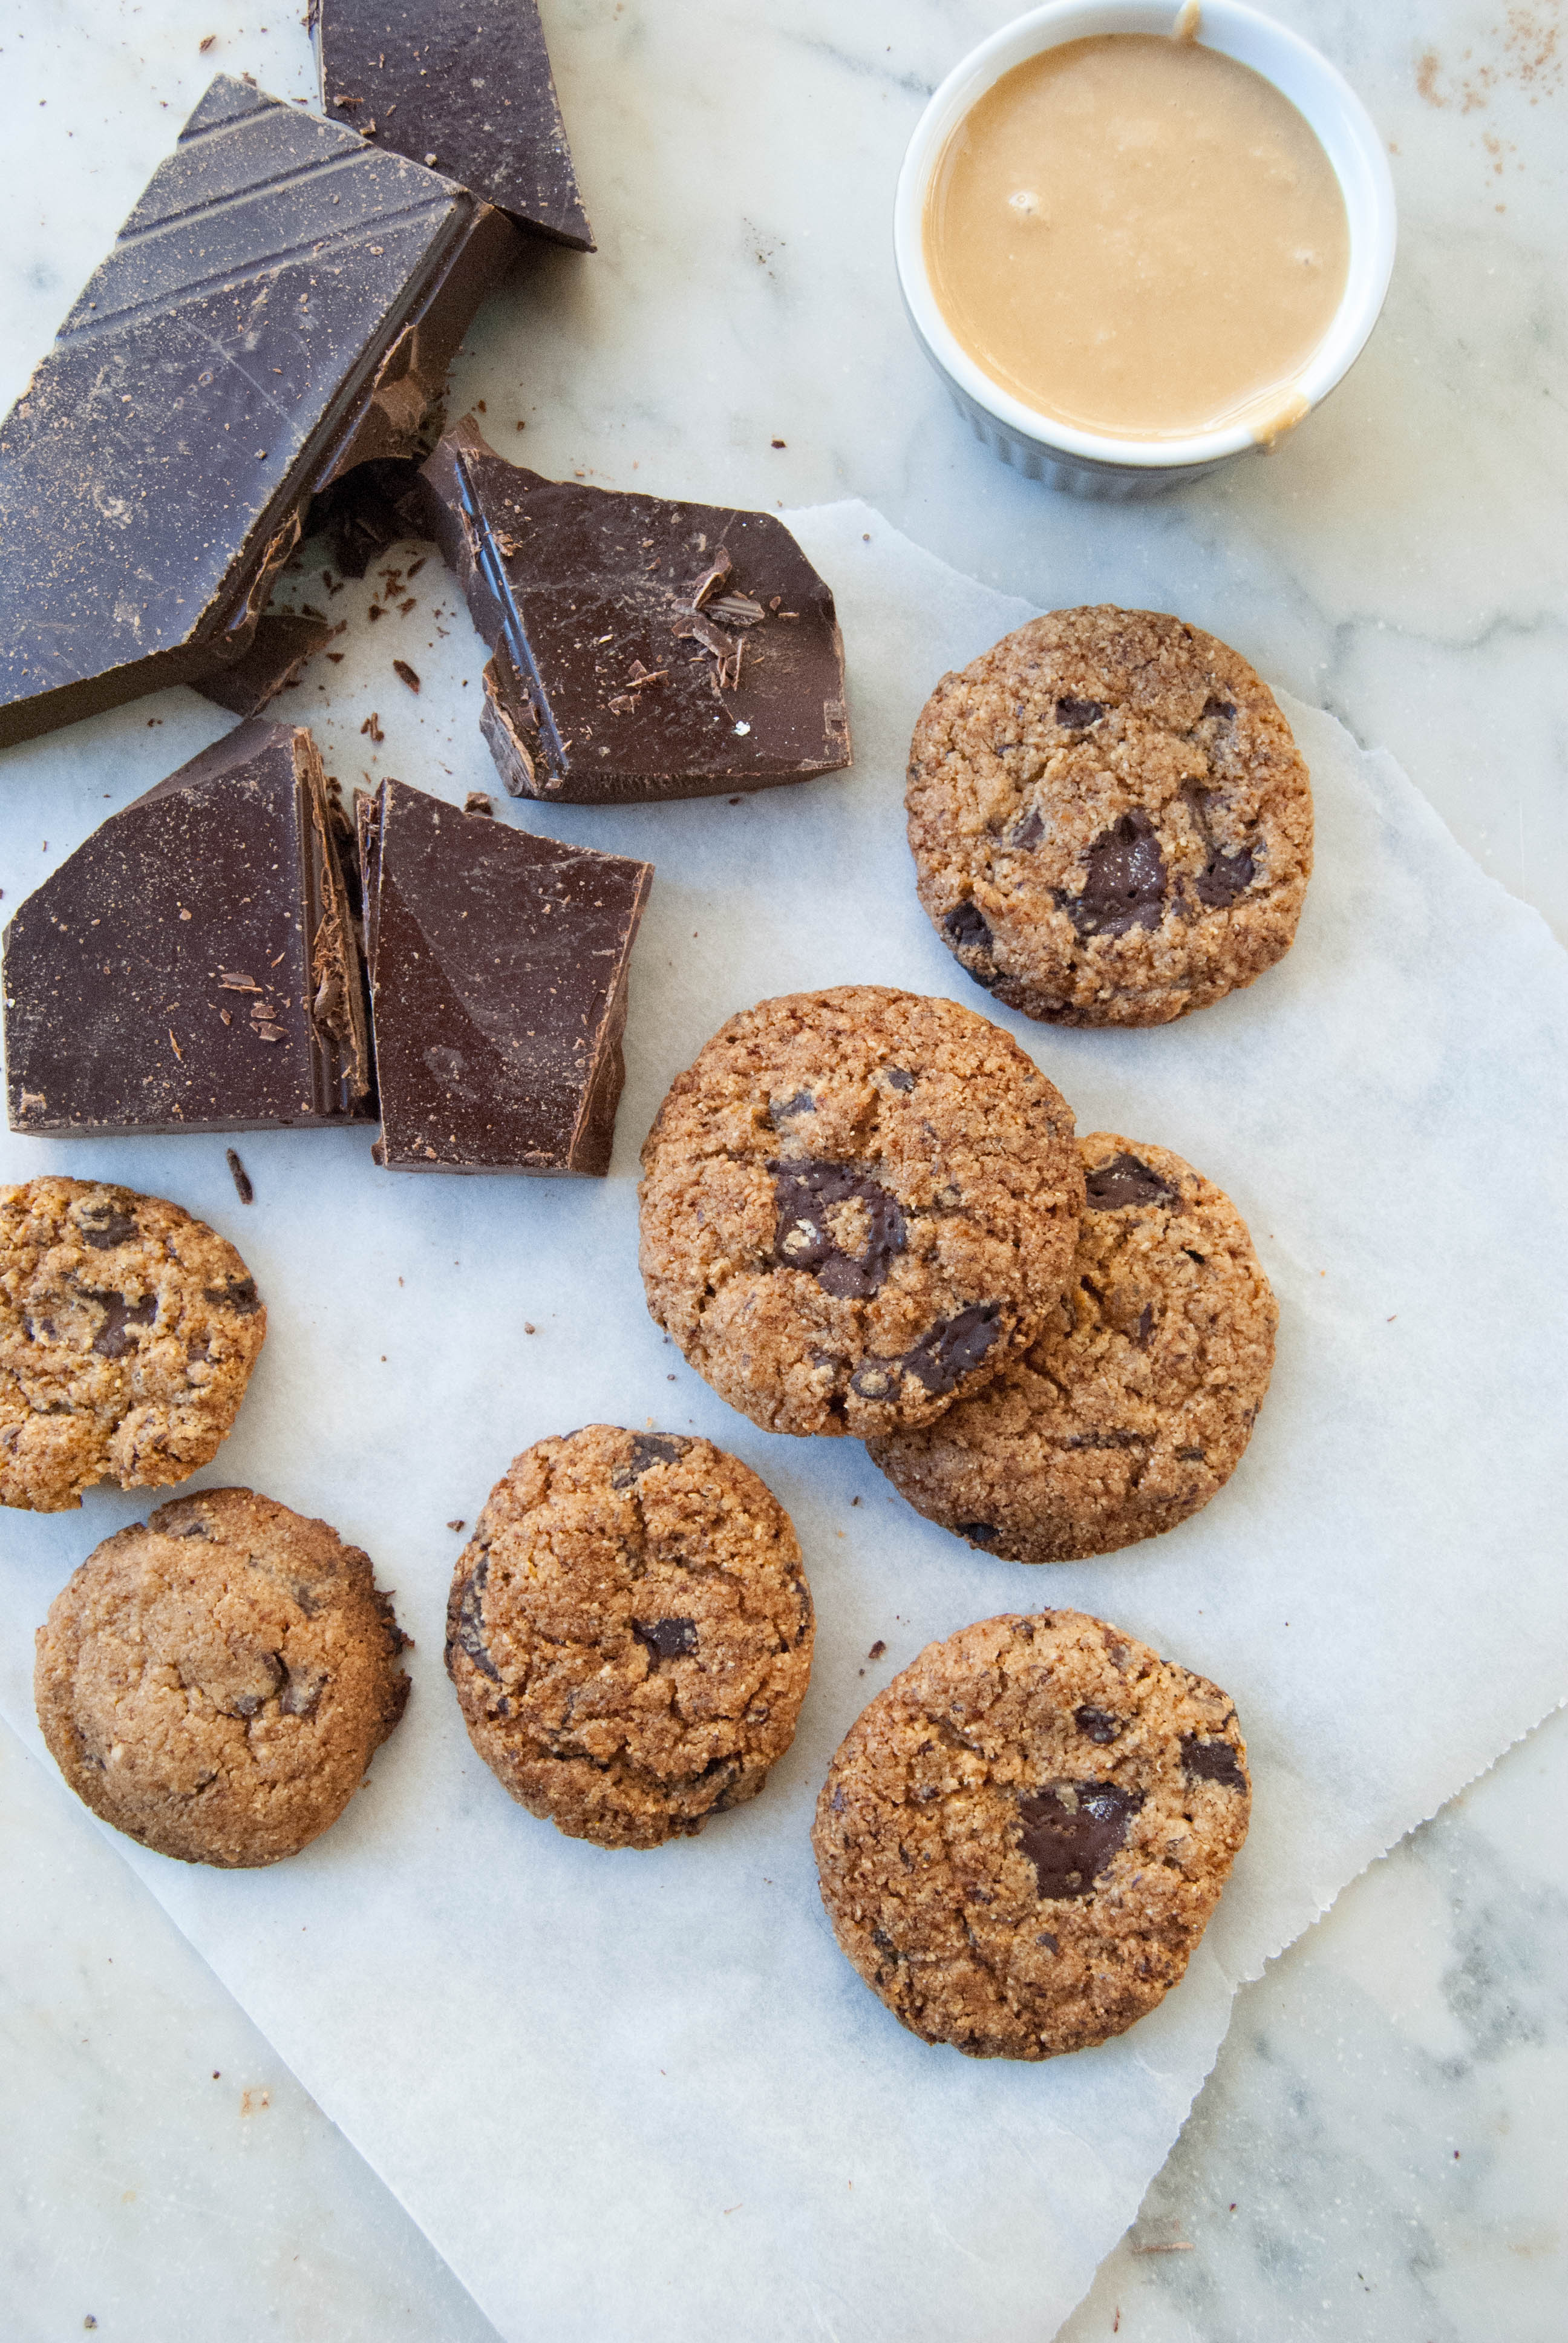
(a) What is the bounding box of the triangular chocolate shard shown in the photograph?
[3,720,373,1135]
[313,0,594,250]
[417,421,853,804]
[357,777,651,1173]
[0,76,519,748]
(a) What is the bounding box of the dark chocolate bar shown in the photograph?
[313,0,593,251]
[4,720,373,1135]
[0,75,519,749]
[357,777,650,1173]
[417,420,853,803]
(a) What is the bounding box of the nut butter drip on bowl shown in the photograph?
[922,32,1350,443]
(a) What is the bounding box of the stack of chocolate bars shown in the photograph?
[0,2,853,1175]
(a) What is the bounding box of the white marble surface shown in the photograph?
[1,0,1565,2335]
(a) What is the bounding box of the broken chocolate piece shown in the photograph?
[1016,1780,1143,1899]
[194,614,335,718]
[1059,810,1166,940]
[0,76,519,748]
[771,1159,906,1301]
[1085,1151,1179,1211]
[313,0,593,250]
[356,776,651,1173]
[307,457,430,579]
[417,419,852,802]
[4,720,372,1135]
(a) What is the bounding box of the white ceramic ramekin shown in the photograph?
[894,0,1397,499]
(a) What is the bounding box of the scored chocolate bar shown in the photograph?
[0,75,519,749]
[3,721,372,1135]
[417,420,853,803]
[313,0,593,250]
[357,777,651,1173]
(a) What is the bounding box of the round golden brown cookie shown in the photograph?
[446,1426,815,1850]
[0,1176,266,1513]
[34,1487,408,1867]
[638,987,1083,1439]
[812,1610,1250,2059]
[906,608,1313,1027]
[868,1134,1276,1562]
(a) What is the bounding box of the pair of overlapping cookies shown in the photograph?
[20,611,1307,2065]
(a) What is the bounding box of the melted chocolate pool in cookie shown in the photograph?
[1016,1779,1145,1899]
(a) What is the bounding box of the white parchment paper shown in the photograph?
[1,503,1564,2342]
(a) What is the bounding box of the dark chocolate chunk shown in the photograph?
[89,1291,158,1358]
[307,456,430,579]
[1085,1150,1180,1211]
[768,1089,816,1126]
[204,1276,264,1317]
[1201,696,1236,721]
[884,1066,915,1092]
[447,1554,500,1681]
[314,0,593,250]
[1060,810,1166,941]
[1175,1445,1205,1463]
[943,899,999,986]
[771,1159,906,1302]
[901,1303,1002,1397]
[610,1431,690,1488]
[1055,695,1105,729]
[957,1522,999,1544]
[1074,1705,1122,1744]
[417,419,852,802]
[632,1616,699,1661]
[1192,844,1257,909]
[1011,807,1045,849]
[0,77,519,749]
[356,775,651,1173]
[279,1668,326,1719]
[1016,1780,1143,1899]
[79,1205,139,1251]
[4,720,373,1135]
[1180,1734,1247,1794]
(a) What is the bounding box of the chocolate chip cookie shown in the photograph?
[906,608,1313,1027]
[638,988,1083,1438]
[0,1177,267,1512]
[446,1426,815,1849]
[868,1135,1276,1562]
[812,1610,1250,2059]
[34,1487,409,1867]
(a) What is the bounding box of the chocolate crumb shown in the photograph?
[392,660,420,693]
[225,1148,254,1204]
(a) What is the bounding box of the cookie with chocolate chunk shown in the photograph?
[637,987,1082,1438]
[812,1609,1250,2059]
[869,1134,1276,1561]
[446,1425,814,1849]
[0,1177,266,1512]
[906,608,1312,1027]
[34,1487,409,1867]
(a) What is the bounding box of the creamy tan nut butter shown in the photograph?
[924,33,1350,441]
